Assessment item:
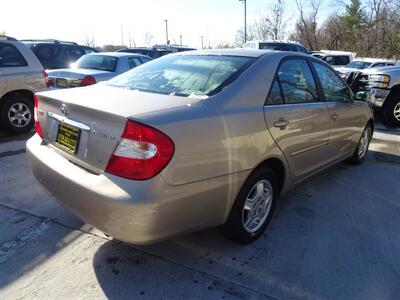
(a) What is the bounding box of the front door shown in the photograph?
[264,58,331,182]
[311,61,364,162]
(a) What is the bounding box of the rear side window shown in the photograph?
[312,62,351,103]
[266,80,283,105]
[277,59,318,104]
[128,57,142,69]
[0,43,27,67]
[83,47,96,54]
[35,44,60,61]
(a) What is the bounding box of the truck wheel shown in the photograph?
[0,93,34,133]
[382,94,400,127]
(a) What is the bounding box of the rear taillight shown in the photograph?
[43,71,50,88]
[34,94,43,138]
[105,120,174,180]
[80,75,96,86]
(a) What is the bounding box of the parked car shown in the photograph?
[243,40,309,54]
[335,58,396,77]
[117,47,172,59]
[312,50,355,67]
[21,39,97,70]
[152,44,196,52]
[27,49,373,245]
[47,52,152,89]
[0,36,48,133]
[354,65,400,126]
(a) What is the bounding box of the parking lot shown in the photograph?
[0,117,398,300]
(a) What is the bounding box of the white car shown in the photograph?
[311,50,355,68]
[335,58,396,77]
[0,36,48,133]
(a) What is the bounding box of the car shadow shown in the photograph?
[93,149,400,300]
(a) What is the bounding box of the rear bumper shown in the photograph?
[26,134,248,244]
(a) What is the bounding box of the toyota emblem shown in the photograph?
[60,104,69,116]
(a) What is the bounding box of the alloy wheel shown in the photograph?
[242,180,273,233]
[7,102,32,128]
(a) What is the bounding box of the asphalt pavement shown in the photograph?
[0,121,399,300]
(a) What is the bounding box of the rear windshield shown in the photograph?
[75,55,117,72]
[107,55,255,97]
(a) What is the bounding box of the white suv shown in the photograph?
[0,36,48,133]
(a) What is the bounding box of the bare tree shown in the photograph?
[293,0,322,50]
[83,34,95,48]
[234,0,287,45]
[144,32,153,47]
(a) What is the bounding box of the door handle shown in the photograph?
[330,113,338,121]
[273,118,289,129]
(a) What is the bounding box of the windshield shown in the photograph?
[346,61,372,69]
[75,55,117,72]
[107,55,255,97]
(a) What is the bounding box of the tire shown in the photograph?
[348,125,372,165]
[0,93,34,133]
[382,94,400,127]
[223,168,278,244]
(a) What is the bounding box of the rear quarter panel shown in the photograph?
[136,53,291,189]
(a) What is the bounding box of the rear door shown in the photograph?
[311,61,365,162]
[264,58,331,182]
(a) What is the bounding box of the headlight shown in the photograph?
[368,74,390,88]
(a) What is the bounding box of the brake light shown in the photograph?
[80,75,96,86]
[34,94,43,138]
[43,71,50,88]
[106,120,174,180]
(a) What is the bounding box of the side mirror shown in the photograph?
[355,91,367,101]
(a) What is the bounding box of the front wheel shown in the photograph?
[382,95,400,127]
[348,125,372,165]
[223,168,278,244]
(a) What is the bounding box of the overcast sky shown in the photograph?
[0,0,334,48]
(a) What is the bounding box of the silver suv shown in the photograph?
[0,36,48,133]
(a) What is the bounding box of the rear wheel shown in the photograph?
[382,94,400,127]
[223,168,278,244]
[348,125,372,165]
[0,93,34,133]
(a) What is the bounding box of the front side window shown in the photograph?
[0,43,27,67]
[107,55,255,97]
[75,55,117,72]
[277,59,318,104]
[312,62,351,103]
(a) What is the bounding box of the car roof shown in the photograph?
[249,40,304,46]
[174,48,281,58]
[87,52,150,58]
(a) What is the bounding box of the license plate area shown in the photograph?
[55,123,81,154]
[56,78,69,88]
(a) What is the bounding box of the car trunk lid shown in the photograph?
[35,84,200,174]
